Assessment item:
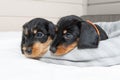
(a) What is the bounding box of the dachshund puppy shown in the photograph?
[50,15,108,56]
[21,18,55,59]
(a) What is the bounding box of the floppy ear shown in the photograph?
[77,22,100,49]
[48,22,56,39]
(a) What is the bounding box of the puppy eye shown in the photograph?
[36,32,44,38]
[64,33,73,40]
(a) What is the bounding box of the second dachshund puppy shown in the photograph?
[21,18,55,59]
[50,15,108,56]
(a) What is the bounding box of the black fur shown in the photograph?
[50,15,108,53]
[95,24,108,40]
[21,18,55,54]
[78,21,99,49]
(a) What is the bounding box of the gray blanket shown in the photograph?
[40,21,120,67]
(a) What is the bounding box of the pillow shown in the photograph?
[40,20,120,67]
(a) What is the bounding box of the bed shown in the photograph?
[0,14,120,80]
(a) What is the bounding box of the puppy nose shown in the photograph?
[50,47,56,53]
[26,48,32,54]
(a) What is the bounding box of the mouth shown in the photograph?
[23,37,52,59]
[50,41,77,56]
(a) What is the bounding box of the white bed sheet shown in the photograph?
[0,32,120,80]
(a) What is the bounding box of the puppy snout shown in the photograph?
[50,47,56,53]
[26,48,32,54]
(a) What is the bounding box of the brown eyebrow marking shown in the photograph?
[33,30,37,34]
[63,30,67,34]
[22,47,27,51]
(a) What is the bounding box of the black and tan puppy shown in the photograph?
[50,15,108,56]
[21,18,55,59]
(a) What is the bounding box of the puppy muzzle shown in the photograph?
[23,37,52,59]
[50,41,77,56]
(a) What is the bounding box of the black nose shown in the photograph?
[26,48,32,54]
[50,47,56,53]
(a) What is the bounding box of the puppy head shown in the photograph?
[21,18,55,59]
[50,15,100,56]
[50,15,81,56]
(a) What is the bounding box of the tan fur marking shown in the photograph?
[33,30,37,34]
[63,30,67,34]
[22,47,27,51]
[24,37,52,58]
[55,41,77,56]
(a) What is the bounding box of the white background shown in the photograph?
[0,0,87,31]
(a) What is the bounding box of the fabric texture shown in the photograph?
[40,20,120,67]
